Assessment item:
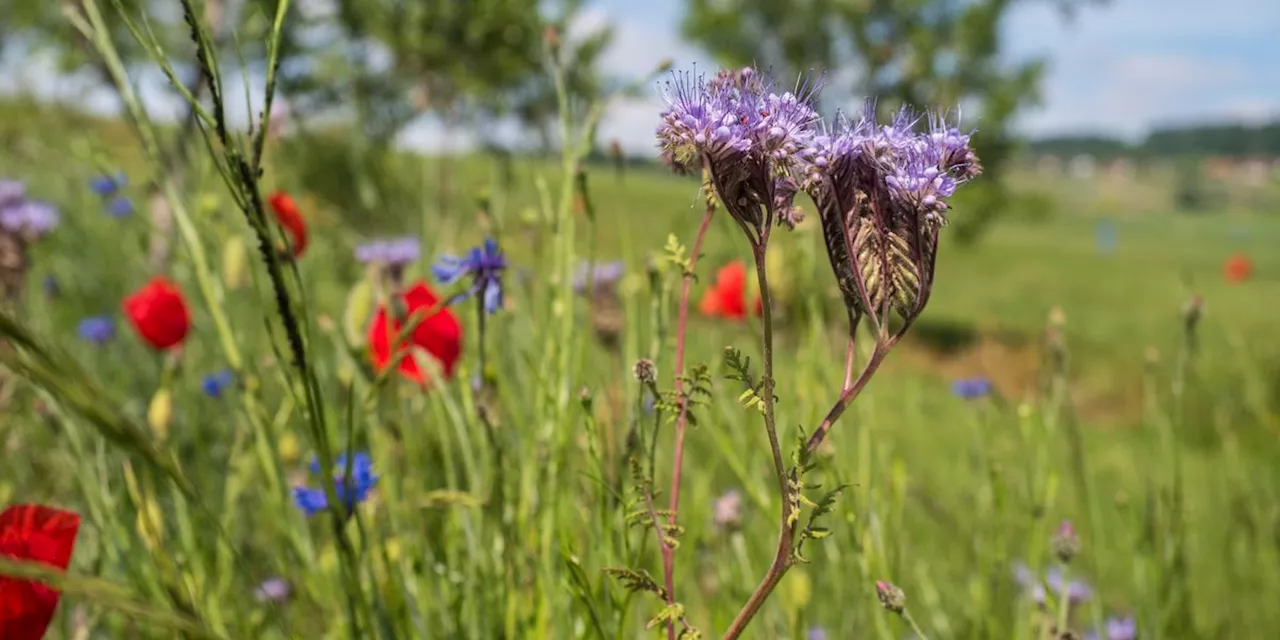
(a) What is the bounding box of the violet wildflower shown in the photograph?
[253,576,292,603]
[201,370,235,398]
[1013,562,1092,605]
[77,316,115,345]
[0,199,60,239]
[432,238,507,314]
[355,236,421,267]
[89,172,127,197]
[713,490,743,532]
[807,627,827,640]
[0,179,24,207]
[292,451,378,517]
[803,103,980,328]
[1084,615,1137,640]
[572,260,625,294]
[656,67,821,245]
[106,196,134,218]
[951,377,992,399]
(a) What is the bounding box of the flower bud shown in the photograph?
[633,358,657,385]
[1052,520,1080,564]
[875,580,906,614]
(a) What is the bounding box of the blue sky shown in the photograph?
[586,0,1280,152]
[3,0,1277,154]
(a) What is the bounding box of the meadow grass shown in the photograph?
[1,8,1279,639]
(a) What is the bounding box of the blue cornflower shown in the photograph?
[77,316,115,345]
[89,172,127,197]
[355,236,420,267]
[292,452,378,517]
[432,238,507,314]
[1084,616,1137,640]
[1012,562,1092,605]
[572,260,625,294]
[951,377,992,399]
[201,370,235,398]
[0,199,60,238]
[106,195,134,218]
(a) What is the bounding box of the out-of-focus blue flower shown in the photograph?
[253,577,292,603]
[1012,562,1092,605]
[355,236,420,267]
[433,238,507,314]
[807,627,827,640]
[77,316,115,345]
[0,199,60,237]
[89,172,127,197]
[1095,219,1118,254]
[106,195,134,218]
[0,179,24,207]
[1084,616,1137,640]
[201,370,235,398]
[572,260,625,294]
[951,377,992,399]
[293,451,378,517]
[43,274,61,298]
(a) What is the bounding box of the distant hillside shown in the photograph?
[1028,119,1280,159]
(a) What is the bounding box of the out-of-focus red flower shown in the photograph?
[699,260,762,321]
[1224,252,1253,284]
[0,504,81,640]
[368,281,462,385]
[267,192,308,258]
[122,277,190,350]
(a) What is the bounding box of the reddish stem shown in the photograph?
[659,201,716,637]
[806,343,889,455]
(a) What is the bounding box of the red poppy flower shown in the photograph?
[1224,252,1253,284]
[267,192,308,258]
[699,260,763,321]
[122,277,190,350]
[368,281,463,385]
[0,504,81,640]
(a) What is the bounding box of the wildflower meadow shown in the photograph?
[2,1,1280,639]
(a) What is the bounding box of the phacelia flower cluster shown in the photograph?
[0,179,60,240]
[656,69,981,329]
[656,67,821,241]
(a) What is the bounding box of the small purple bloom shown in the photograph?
[253,577,292,603]
[1013,562,1091,605]
[201,370,235,398]
[951,377,991,399]
[0,199,60,237]
[355,236,420,267]
[713,489,743,531]
[106,196,134,218]
[89,172,127,197]
[293,451,378,517]
[807,628,827,640]
[433,238,507,314]
[572,260,625,294]
[1084,616,1137,640]
[77,316,115,345]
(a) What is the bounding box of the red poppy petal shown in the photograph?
[0,505,80,640]
[268,192,309,257]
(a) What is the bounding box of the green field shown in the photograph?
[2,90,1279,640]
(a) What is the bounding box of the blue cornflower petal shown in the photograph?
[298,450,378,517]
[106,196,134,218]
[483,278,503,314]
[201,369,235,398]
[431,256,468,285]
[77,316,116,345]
[951,377,991,399]
[432,238,508,314]
[292,486,328,517]
[89,172,126,197]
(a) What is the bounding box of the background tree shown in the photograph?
[682,0,1106,243]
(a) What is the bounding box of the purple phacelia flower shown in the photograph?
[572,260,625,294]
[89,172,127,197]
[656,67,821,244]
[0,199,60,238]
[803,102,980,329]
[355,236,420,267]
[1084,615,1137,640]
[951,377,991,399]
[433,238,507,314]
[1013,562,1092,605]
[77,316,115,345]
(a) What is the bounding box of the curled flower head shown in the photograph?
[77,315,116,345]
[804,102,980,329]
[657,67,821,243]
[356,236,421,268]
[432,238,507,314]
[0,199,60,239]
[292,452,378,518]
